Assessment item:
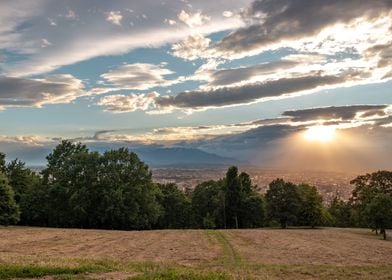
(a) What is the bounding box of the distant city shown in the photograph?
[152,167,356,202]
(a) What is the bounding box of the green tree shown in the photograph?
[0,172,20,225]
[351,171,392,206]
[0,153,6,173]
[240,194,265,228]
[42,141,90,227]
[265,178,301,228]
[364,194,392,240]
[97,148,161,230]
[350,171,392,230]
[6,159,34,204]
[328,196,354,227]
[238,171,264,228]
[18,178,50,226]
[40,141,162,230]
[225,166,241,228]
[156,183,192,229]
[191,180,225,229]
[297,184,324,228]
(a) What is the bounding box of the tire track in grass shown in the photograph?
[205,230,242,268]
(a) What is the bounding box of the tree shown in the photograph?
[265,178,301,228]
[328,196,354,227]
[41,140,90,227]
[40,141,162,230]
[364,194,392,240]
[297,184,324,228]
[97,148,161,230]
[350,171,392,230]
[6,159,34,204]
[238,171,264,228]
[225,166,241,228]
[0,172,20,225]
[18,178,50,226]
[156,183,192,229]
[0,153,6,173]
[351,171,392,206]
[191,180,225,229]
[240,194,265,228]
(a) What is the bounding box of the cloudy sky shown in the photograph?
[0,0,391,171]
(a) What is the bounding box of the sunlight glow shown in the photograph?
[304,125,336,142]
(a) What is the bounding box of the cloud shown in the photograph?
[222,11,234,18]
[154,72,357,111]
[283,105,389,122]
[1,104,391,170]
[0,0,247,76]
[0,75,85,108]
[171,34,212,60]
[106,11,123,26]
[178,10,210,28]
[216,0,392,57]
[97,92,159,113]
[208,59,299,86]
[365,40,392,78]
[100,63,183,90]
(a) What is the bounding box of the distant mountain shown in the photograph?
[16,142,239,168]
[133,147,237,167]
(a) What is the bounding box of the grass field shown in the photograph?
[0,227,391,279]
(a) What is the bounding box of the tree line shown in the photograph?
[0,141,391,239]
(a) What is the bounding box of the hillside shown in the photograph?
[0,227,391,279]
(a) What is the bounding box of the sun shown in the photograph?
[304,125,336,142]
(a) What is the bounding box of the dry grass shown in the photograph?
[0,227,219,266]
[227,228,392,266]
[0,226,391,279]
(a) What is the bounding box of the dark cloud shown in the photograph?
[365,41,392,79]
[216,0,392,55]
[282,105,388,122]
[156,73,351,109]
[209,60,298,86]
[0,75,84,107]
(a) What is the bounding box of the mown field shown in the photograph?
[0,227,391,279]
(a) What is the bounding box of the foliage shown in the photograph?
[1,145,391,234]
[350,170,392,208]
[26,141,161,230]
[363,194,392,240]
[350,170,392,235]
[265,178,301,228]
[297,184,324,228]
[328,197,354,227]
[156,183,192,229]
[192,180,225,229]
[0,172,20,225]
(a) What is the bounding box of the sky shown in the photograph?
[0,0,391,171]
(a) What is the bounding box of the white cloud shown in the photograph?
[97,92,159,113]
[106,11,123,26]
[0,135,49,146]
[222,11,233,17]
[100,63,184,91]
[0,0,248,76]
[41,39,52,48]
[171,34,211,60]
[178,10,210,28]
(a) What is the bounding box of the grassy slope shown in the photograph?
[0,227,391,279]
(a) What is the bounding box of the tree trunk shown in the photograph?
[234,215,238,229]
[383,229,386,240]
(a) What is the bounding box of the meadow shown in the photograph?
[0,227,391,279]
